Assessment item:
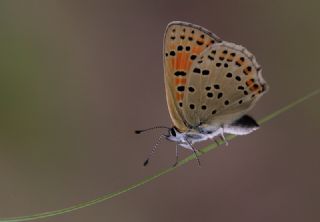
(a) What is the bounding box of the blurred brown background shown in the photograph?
[0,1,319,221]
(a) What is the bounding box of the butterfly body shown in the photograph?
[166,113,259,149]
[166,127,222,149]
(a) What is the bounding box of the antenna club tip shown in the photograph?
[143,159,149,166]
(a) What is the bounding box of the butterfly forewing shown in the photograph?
[163,21,221,132]
[183,41,268,127]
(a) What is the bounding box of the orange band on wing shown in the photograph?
[249,84,259,92]
[180,53,186,70]
[174,52,193,70]
[246,79,254,86]
[192,46,203,55]
[175,52,182,69]
[182,52,193,70]
[175,78,186,85]
[175,92,184,101]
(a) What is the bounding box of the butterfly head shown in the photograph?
[166,127,186,143]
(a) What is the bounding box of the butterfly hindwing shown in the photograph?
[182,41,268,128]
[163,21,221,132]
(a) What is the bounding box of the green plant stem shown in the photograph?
[0,88,319,222]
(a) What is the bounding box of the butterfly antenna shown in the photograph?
[135,126,170,134]
[185,139,201,166]
[173,144,179,167]
[143,134,166,166]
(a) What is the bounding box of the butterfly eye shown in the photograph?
[170,128,176,137]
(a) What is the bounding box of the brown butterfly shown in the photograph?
[136,21,268,166]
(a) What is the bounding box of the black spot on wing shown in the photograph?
[174,71,186,76]
[208,55,214,61]
[190,55,197,60]
[196,40,204,45]
[193,68,201,74]
[188,87,195,92]
[177,86,185,92]
[202,70,210,75]
[207,92,213,98]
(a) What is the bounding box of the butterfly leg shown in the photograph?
[185,139,201,166]
[220,127,229,146]
[214,139,220,147]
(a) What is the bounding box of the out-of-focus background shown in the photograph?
[0,1,319,221]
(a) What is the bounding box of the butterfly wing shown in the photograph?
[182,41,268,129]
[163,21,221,132]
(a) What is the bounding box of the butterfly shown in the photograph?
[136,21,268,166]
